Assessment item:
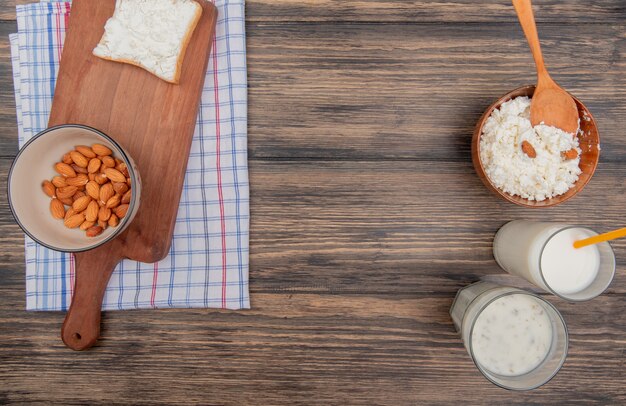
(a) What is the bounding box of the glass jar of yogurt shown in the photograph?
[450,281,568,390]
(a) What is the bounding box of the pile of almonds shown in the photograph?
[41,143,132,238]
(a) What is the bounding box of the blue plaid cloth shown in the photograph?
[10,0,250,311]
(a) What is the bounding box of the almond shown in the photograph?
[56,185,78,199]
[65,207,77,220]
[42,180,56,198]
[59,197,74,206]
[72,191,86,202]
[121,189,132,204]
[51,176,67,188]
[44,147,132,235]
[95,173,108,185]
[101,155,116,168]
[108,214,119,227]
[66,173,89,187]
[80,221,95,231]
[54,162,76,178]
[50,199,65,219]
[104,168,126,183]
[521,141,537,158]
[113,182,128,195]
[98,206,112,222]
[92,143,112,156]
[99,183,114,205]
[86,226,104,237]
[86,200,99,222]
[86,181,100,200]
[72,164,88,174]
[105,194,121,209]
[116,162,129,177]
[72,195,91,212]
[75,145,96,159]
[64,213,85,229]
[70,151,89,168]
[115,204,129,219]
[88,158,102,173]
[562,148,579,160]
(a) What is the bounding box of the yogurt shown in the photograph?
[451,282,569,390]
[471,293,552,376]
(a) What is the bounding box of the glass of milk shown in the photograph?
[450,281,568,390]
[493,220,615,301]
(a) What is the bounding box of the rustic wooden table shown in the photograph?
[1,1,624,404]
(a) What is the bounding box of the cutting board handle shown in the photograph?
[61,246,124,350]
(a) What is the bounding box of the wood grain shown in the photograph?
[1,158,625,295]
[1,0,626,22]
[1,0,625,403]
[47,0,217,349]
[2,22,624,160]
[0,290,624,404]
[0,208,625,404]
[244,22,625,161]
[0,21,17,148]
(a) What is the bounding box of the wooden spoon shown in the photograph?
[512,0,579,134]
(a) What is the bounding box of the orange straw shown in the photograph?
[573,227,626,249]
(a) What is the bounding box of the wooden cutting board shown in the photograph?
[48,0,218,350]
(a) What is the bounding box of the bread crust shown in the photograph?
[172,1,203,83]
[93,0,203,84]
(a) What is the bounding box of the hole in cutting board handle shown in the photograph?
[73,332,82,341]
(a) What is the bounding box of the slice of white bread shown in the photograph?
[93,0,203,84]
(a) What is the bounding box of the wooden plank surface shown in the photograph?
[1,158,626,294]
[1,0,625,404]
[244,23,625,160]
[1,0,626,22]
[2,22,625,160]
[0,292,624,404]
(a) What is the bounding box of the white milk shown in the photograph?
[541,228,599,294]
[493,221,600,296]
[471,294,553,377]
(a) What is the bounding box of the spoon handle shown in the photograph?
[512,0,550,82]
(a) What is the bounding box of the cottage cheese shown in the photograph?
[479,96,581,201]
[93,0,201,83]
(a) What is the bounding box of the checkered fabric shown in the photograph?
[10,0,250,311]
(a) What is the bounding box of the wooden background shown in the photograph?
[0,0,624,404]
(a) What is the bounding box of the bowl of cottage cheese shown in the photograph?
[472,85,600,207]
